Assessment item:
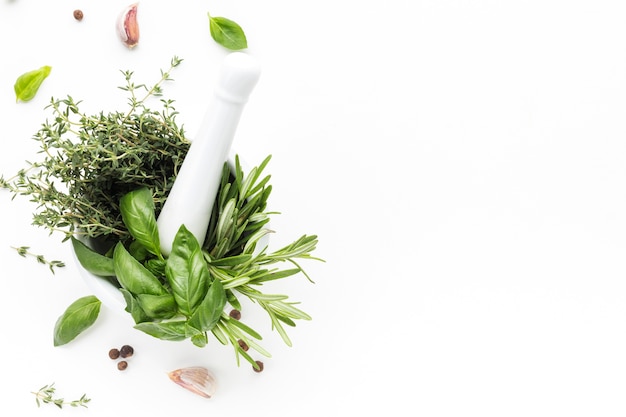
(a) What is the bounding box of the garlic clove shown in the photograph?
[117,3,140,48]
[168,367,217,398]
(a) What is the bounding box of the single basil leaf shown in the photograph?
[53,295,101,346]
[134,321,188,341]
[119,187,162,258]
[71,237,115,276]
[165,225,210,317]
[14,65,51,102]
[188,278,226,332]
[208,14,248,50]
[120,288,151,324]
[136,293,177,320]
[113,242,168,296]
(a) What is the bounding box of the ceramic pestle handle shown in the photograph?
[157,52,262,255]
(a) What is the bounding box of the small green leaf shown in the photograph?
[53,295,101,346]
[134,320,188,341]
[208,13,248,50]
[71,237,115,276]
[120,187,162,258]
[14,65,51,102]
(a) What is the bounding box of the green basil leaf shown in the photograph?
[53,295,101,346]
[120,187,162,258]
[14,65,51,102]
[113,242,168,296]
[136,293,177,320]
[188,278,226,332]
[134,321,188,341]
[165,225,210,317]
[207,14,248,50]
[71,237,115,276]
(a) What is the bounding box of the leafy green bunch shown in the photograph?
[5,57,323,369]
[65,157,320,369]
[1,57,188,242]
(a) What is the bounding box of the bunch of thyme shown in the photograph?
[0,57,188,243]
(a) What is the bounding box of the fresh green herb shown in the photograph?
[71,237,115,277]
[4,58,323,369]
[1,57,187,243]
[53,295,101,346]
[11,246,65,274]
[32,383,91,409]
[14,65,51,102]
[208,13,248,50]
[71,156,322,368]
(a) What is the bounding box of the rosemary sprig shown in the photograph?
[32,383,90,409]
[11,246,65,274]
[200,156,323,362]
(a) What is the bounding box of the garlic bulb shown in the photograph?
[168,367,217,398]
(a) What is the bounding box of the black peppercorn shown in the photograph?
[117,360,128,371]
[109,348,120,359]
[229,309,241,320]
[237,339,249,352]
[120,344,134,358]
[73,10,84,21]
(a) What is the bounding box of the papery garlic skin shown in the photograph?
[168,367,217,398]
[117,3,140,48]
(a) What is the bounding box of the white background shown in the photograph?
[1,0,626,415]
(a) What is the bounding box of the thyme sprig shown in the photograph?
[0,57,187,243]
[32,383,90,409]
[11,246,65,274]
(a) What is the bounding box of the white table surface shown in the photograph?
[2,0,626,415]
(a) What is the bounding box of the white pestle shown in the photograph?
[157,52,262,255]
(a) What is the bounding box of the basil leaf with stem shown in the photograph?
[120,187,162,259]
[207,13,248,50]
[14,65,51,102]
[113,242,168,296]
[71,237,115,276]
[134,320,188,341]
[53,295,101,346]
[165,225,210,317]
